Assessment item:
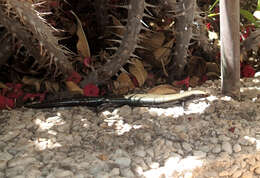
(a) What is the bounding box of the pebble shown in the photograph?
[114,157,131,168]
[222,141,233,154]
[0,78,260,177]
[233,143,242,153]
[212,144,221,154]
[182,142,193,152]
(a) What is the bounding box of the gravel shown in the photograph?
[1,77,260,177]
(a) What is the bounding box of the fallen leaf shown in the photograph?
[67,71,82,84]
[0,82,8,89]
[66,81,83,95]
[23,92,46,102]
[172,77,190,88]
[83,84,99,96]
[44,81,60,93]
[129,58,147,87]
[189,76,200,87]
[141,31,165,50]
[22,76,41,92]
[4,83,23,99]
[97,154,109,161]
[153,39,174,66]
[148,84,178,94]
[113,73,135,95]
[206,62,220,74]
[0,95,14,109]
[71,10,91,58]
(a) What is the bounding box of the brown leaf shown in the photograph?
[97,154,108,161]
[148,84,178,95]
[0,82,8,89]
[22,76,42,92]
[189,76,200,87]
[71,10,91,58]
[129,58,147,87]
[206,62,220,74]
[110,15,126,36]
[113,73,135,95]
[141,31,165,50]
[44,81,60,93]
[153,39,174,66]
[66,81,83,95]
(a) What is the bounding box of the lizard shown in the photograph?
[24,90,208,109]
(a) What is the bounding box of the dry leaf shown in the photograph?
[71,10,91,58]
[97,154,108,161]
[66,81,83,94]
[153,39,174,66]
[110,15,125,36]
[206,62,220,74]
[113,73,135,95]
[141,31,165,50]
[148,84,178,95]
[129,58,147,87]
[0,82,8,89]
[22,76,41,92]
[44,81,60,93]
[189,76,200,87]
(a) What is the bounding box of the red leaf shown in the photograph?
[174,77,190,88]
[206,23,211,30]
[66,71,82,84]
[2,83,23,99]
[83,57,92,67]
[23,92,46,102]
[83,84,99,97]
[0,95,14,109]
[242,65,255,78]
[200,75,208,83]
[228,127,235,133]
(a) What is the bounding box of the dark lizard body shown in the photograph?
[25,90,207,109]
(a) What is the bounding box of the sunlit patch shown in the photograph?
[206,95,218,102]
[221,96,232,101]
[148,107,185,117]
[252,78,260,83]
[244,136,260,151]
[142,155,203,178]
[34,114,65,131]
[34,138,62,151]
[240,86,260,93]
[186,101,209,114]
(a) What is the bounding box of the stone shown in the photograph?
[120,168,135,178]
[114,157,131,168]
[222,141,232,154]
[8,157,37,168]
[182,142,192,152]
[53,169,74,177]
[193,151,206,158]
[233,143,241,153]
[212,144,221,154]
[232,170,243,178]
[241,171,253,178]
[255,167,260,175]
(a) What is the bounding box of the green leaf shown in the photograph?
[257,0,260,11]
[240,9,257,24]
[208,0,219,12]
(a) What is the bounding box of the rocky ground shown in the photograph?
[1,77,260,178]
